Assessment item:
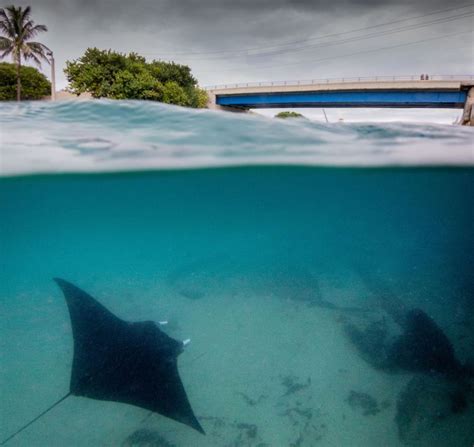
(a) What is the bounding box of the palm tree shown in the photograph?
[0,5,51,101]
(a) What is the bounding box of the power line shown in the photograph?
[140,3,473,58]
[248,12,474,59]
[199,29,472,73]
[168,11,473,61]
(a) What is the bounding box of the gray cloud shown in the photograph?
[6,0,473,90]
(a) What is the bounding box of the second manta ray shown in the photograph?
[1,278,204,445]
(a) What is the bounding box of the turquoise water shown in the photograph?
[1,101,473,446]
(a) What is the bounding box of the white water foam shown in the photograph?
[1,100,473,176]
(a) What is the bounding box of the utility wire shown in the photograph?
[140,3,473,57]
[243,12,474,59]
[167,12,473,61]
[199,29,472,73]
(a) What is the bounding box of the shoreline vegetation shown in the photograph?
[64,48,208,108]
[0,5,208,108]
[0,62,50,100]
[0,4,314,118]
[275,111,307,119]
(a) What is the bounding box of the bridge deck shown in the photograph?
[208,79,473,110]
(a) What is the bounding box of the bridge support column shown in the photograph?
[461,87,474,126]
[206,92,249,113]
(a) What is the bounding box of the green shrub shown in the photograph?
[65,48,207,107]
[0,62,51,100]
[275,111,306,119]
[186,87,209,108]
[161,81,188,106]
[109,70,163,100]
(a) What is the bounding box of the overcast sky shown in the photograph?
[5,0,474,122]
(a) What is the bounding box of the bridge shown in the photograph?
[206,75,474,125]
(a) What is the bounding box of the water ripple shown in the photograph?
[1,100,473,176]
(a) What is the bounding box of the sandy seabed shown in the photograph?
[1,278,473,447]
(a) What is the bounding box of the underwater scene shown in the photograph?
[1,101,474,447]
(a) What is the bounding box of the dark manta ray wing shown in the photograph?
[388,308,464,378]
[54,278,204,434]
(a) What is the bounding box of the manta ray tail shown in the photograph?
[0,393,71,445]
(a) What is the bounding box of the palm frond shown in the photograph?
[0,8,15,37]
[32,24,47,33]
[24,41,51,65]
[21,22,48,40]
[20,20,35,40]
[20,5,31,25]
[9,6,23,37]
[0,8,8,21]
[0,36,12,50]
[24,50,41,66]
[0,47,13,59]
[27,41,51,52]
[0,22,12,36]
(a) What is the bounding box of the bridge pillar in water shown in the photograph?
[461,87,474,126]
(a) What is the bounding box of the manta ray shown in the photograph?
[345,307,471,379]
[344,267,472,378]
[344,271,473,443]
[1,279,204,445]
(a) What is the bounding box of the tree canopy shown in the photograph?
[65,48,208,107]
[0,62,50,100]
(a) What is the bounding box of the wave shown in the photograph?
[0,100,473,176]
